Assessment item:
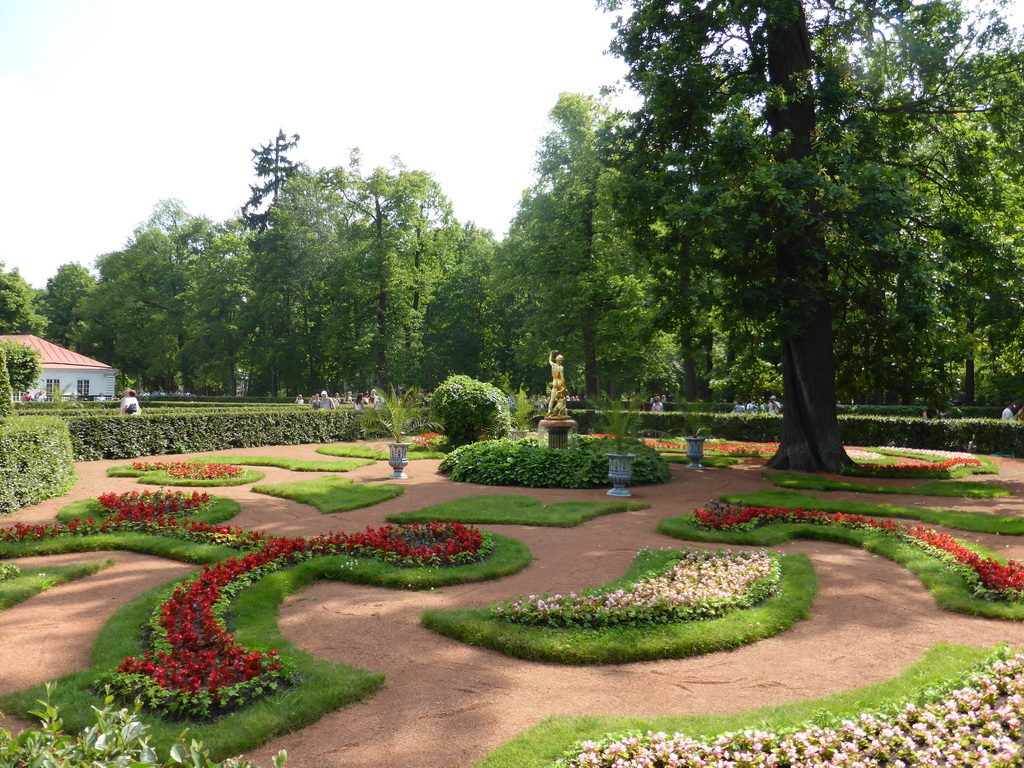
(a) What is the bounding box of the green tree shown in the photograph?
[0,263,46,335]
[0,340,42,393]
[604,0,1024,469]
[0,347,13,418]
[503,92,669,398]
[39,263,96,350]
[241,130,302,235]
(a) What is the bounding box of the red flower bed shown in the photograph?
[2,490,491,718]
[854,456,982,474]
[703,442,779,456]
[694,502,1024,600]
[412,432,443,448]
[132,461,245,479]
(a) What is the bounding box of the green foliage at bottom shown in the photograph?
[0,416,77,514]
[421,550,814,664]
[473,643,995,768]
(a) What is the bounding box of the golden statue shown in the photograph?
[546,350,569,419]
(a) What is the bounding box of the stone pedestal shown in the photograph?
[538,418,577,449]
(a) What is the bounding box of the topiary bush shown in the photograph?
[0,416,77,514]
[431,375,512,447]
[439,435,671,488]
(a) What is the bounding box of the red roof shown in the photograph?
[0,335,117,371]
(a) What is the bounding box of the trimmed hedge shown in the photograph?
[0,417,77,514]
[432,375,512,447]
[570,410,1024,455]
[66,410,362,461]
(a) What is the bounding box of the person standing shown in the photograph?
[119,389,141,415]
[767,395,782,415]
[1003,403,1015,420]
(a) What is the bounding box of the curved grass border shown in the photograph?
[386,493,649,527]
[251,476,404,514]
[765,471,1010,498]
[0,534,532,758]
[662,454,742,468]
[421,549,814,664]
[0,560,115,611]
[472,642,997,768]
[659,513,1024,620]
[721,488,1024,535]
[316,444,446,460]
[190,454,376,472]
[107,464,266,486]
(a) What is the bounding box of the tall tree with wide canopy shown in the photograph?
[603,0,1024,470]
[39,263,96,350]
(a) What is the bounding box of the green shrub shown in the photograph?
[65,410,361,461]
[431,375,512,447]
[439,435,671,488]
[0,416,77,514]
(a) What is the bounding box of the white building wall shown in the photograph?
[27,367,117,400]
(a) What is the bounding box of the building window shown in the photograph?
[77,380,90,397]
[45,379,60,399]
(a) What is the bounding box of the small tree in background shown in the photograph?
[0,341,42,395]
[0,347,13,419]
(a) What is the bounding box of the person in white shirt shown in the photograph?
[1002,403,1015,420]
[767,395,782,415]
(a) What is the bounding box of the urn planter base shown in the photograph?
[387,442,411,479]
[606,452,636,496]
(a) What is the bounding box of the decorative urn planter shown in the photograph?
[510,429,530,441]
[387,442,412,479]
[684,436,706,470]
[606,452,636,496]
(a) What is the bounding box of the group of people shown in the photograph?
[734,395,783,415]
[301,390,387,411]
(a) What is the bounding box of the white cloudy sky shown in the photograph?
[0,0,635,288]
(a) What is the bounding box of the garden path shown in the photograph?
[3,447,1024,768]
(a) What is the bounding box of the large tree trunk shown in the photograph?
[763,0,852,473]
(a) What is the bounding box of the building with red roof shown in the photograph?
[0,334,118,400]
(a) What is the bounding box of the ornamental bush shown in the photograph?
[0,347,12,419]
[439,435,671,488]
[431,375,512,447]
[0,416,76,515]
[64,409,361,461]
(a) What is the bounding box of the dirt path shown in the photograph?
[3,447,1024,768]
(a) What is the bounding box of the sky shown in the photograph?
[0,0,637,288]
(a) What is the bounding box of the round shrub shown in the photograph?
[432,375,512,447]
[438,435,671,488]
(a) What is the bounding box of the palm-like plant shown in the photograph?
[591,391,645,454]
[360,386,434,444]
[509,387,539,432]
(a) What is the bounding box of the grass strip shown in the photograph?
[251,476,404,514]
[107,465,266,486]
[189,454,376,472]
[0,560,115,611]
[658,513,1024,620]
[661,455,742,468]
[765,471,1009,498]
[316,444,446,460]
[422,549,813,664]
[721,488,1024,535]
[386,494,648,527]
[0,535,532,758]
[473,643,994,768]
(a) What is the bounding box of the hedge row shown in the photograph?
[13,401,306,414]
[570,410,1024,456]
[0,417,77,514]
[65,410,362,460]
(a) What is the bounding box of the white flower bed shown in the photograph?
[494,549,780,628]
[560,652,1024,767]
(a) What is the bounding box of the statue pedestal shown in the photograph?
[538,418,577,449]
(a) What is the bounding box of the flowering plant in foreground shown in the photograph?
[695,502,1024,601]
[559,651,1024,767]
[131,461,245,480]
[494,548,780,628]
[412,432,443,448]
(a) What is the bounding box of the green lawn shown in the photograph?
[387,493,648,527]
[252,476,404,513]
